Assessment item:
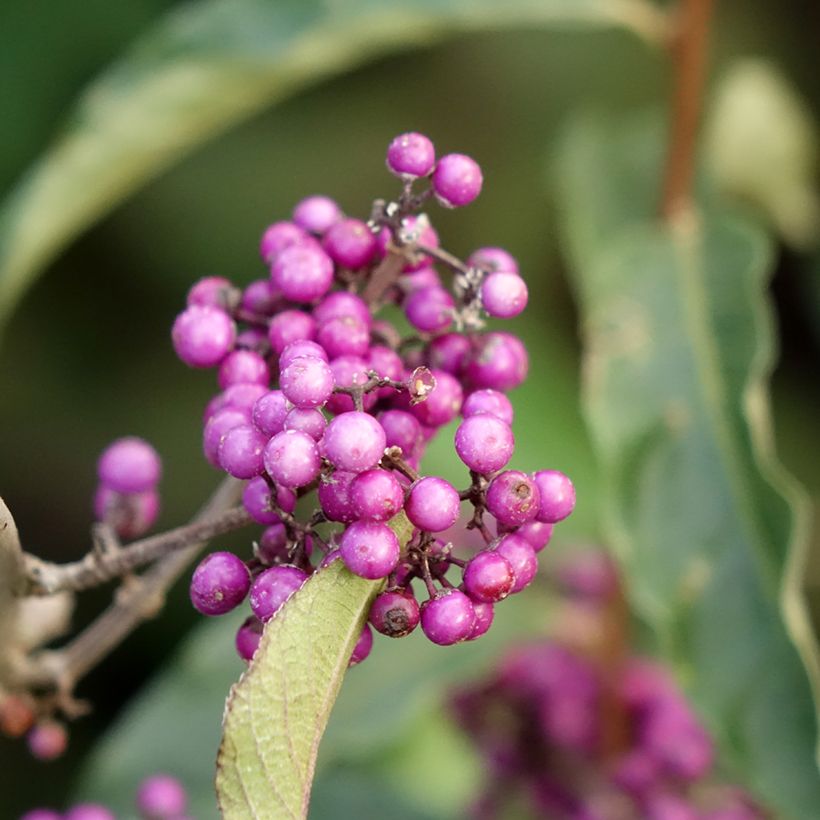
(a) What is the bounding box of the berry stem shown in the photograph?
[23,503,252,595]
[659,0,714,220]
[17,477,244,699]
[381,446,420,482]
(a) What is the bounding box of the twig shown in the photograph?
[659,0,715,219]
[24,505,252,595]
[17,477,244,695]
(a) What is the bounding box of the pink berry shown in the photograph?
[432,153,483,208]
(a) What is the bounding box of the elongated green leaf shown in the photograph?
[553,113,820,817]
[215,560,379,819]
[0,0,668,331]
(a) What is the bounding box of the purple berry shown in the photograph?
[480,272,528,318]
[203,407,249,466]
[252,390,289,437]
[190,551,250,616]
[313,291,372,328]
[317,470,357,523]
[462,550,514,603]
[517,520,554,553]
[533,470,576,522]
[259,220,308,263]
[369,590,420,637]
[486,470,540,527]
[404,286,454,333]
[187,275,238,309]
[97,437,161,494]
[378,409,422,457]
[292,195,342,235]
[65,805,116,820]
[454,414,514,474]
[349,623,374,666]
[217,350,270,389]
[27,721,67,761]
[249,565,307,621]
[136,773,188,819]
[461,389,514,424]
[465,332,528,392]
[323,218,377,269]
[420,590,476,645]
[316,314,370,359]
[280,355,334,409]
[217,424,267,479]
[206,383,267,419]
[325,355,373,415]
[323,412,386,472]
[349,469,405,521]
[466,600,494,640]
[494,533,538,593]
[468,246,519,274]
[405,477,460,532]
[263,430,321,488]
[172,305,236,368]
[235,616,263,662]
[242,475,285,525]
[411,369,463,427]
[283,407,327,440]
[271,243,334,303]
[386,132,436,179]
[340,520,400,579]
[426,333,470,375]
[267,309,316,355]
[279,339,328,370]
[241,279,279,316]
[432,153,482,208]
[94,486,160,540]
[256,523,289,564]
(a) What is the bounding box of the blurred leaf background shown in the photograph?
[1,0,819,816]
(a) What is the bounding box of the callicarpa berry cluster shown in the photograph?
[174,132,575,662]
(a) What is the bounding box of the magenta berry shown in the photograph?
[421,590,476,645]
[318,470,358,523]
[349,623,374,666]
[203,407,249,466]
[283,407,327,440]
[465,331,528,392]
[187,275,237,308]
[410,369,463,427]
[454,414,514,474]
[386,132,435,179]
[323,411,386,473]
[323,218,377,269]
[263,429,321,488]
[259,220,308,261]
[267,309,316,355]
[279,355,334,409]
[533,470,576,522]
[468,246,519,274]
[463,550,514,603]
[405,476,460,532]
[349,469,405,521]
[466,600,494,640]
[369,590,420,637]
[94,486,159,540]
[316,314,370,359]
[252,390,289,437]
[218,349,270,389]
[97,437,161,494]
[517,520,554,553]
[27,721,67,761]
[462,389,514,425]
[378,409,422,457]
[480,272,528,319]
[494,533,538,593]
[485,470,540,527]
[271,242,334,303]
[235,616,263,662]
[432,153,483,208]
[292,195,342,235]
[404,286,454,333]
[313,291,372,328]
[172,305,236,368]
[217,424,267,479]
[279,339,328,369]
[249,565,307,622]
[136,773,188,819]
[190,551,250,616]
[242,476,283,525]
[340,520,400,579]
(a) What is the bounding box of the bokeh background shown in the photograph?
[1,0,819,816]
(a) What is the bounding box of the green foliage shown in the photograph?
[0,0,665,334]
[553,112,820,818]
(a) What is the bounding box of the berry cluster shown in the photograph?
[20,773,188,820]
[93,437,162,540]
[177,132,575,662]
[451,552,765,820]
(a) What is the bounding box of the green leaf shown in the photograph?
[704,59,820,250]
[553,113,820,818]
[215,559,379,819]
[0,0,668,332]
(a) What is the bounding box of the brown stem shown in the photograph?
[24,505,252,595]
[416,243,470,276]
[659,0,715,219]
[18,477,244,695]
[361,251,406,305]
[381,447,420,482]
